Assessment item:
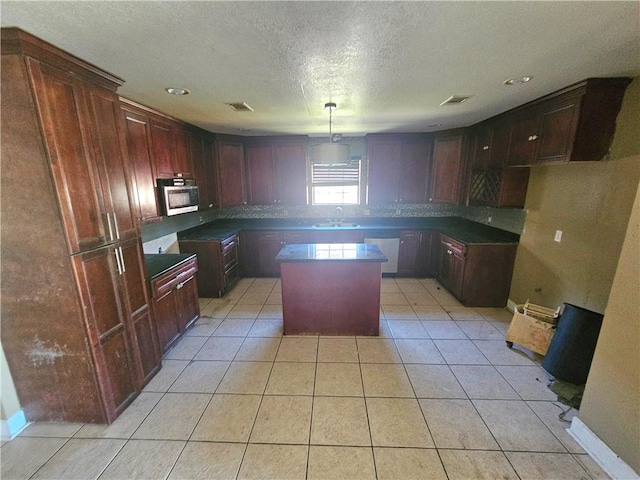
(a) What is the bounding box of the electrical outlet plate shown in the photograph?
[554,230,563,242]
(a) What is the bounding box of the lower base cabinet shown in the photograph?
[150,257,200,353]
[179,234,240,298]
[438,234,517,307]
[398,230,437,277]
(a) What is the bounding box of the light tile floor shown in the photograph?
[1,277,610,479]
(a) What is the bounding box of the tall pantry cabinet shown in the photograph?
[1,28,160,423]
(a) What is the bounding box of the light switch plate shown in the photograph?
[554,230,563,242]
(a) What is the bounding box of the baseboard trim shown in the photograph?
[1,409,28,441]
[568,417,639,480]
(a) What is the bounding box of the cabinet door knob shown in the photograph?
[482,145,489,150]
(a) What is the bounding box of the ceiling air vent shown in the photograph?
[225,102,254,112]
[440,95,472,106]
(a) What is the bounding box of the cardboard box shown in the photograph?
[505,311,556,355]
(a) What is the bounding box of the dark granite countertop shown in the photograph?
[177,217,519,245]
[144,253,197,280]
[275,243,388,262]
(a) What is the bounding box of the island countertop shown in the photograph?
[275,243,388,263]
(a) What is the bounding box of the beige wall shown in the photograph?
[510,77,639,472]
[579,182,640,473]
[509,78,640,313]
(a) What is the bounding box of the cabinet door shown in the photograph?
[122,109,161,223]
[416,231,436,277]
[172,125,193,177]
[28,59,109,254]
[119,238,160,385]
[189,130,217,210]
[430,135,464,205]
[470,125,493,168]
[398,230,420,276]
[399,140,430,203]
[257,231,284,276]
[367,137,402,204]
[489,118,511,167]
[176,274,200,332]
[150,119,174,178]
[246,144,277,204]
[439,243,465,299]
[84,84,137,242]
[536,96,581,163]
[153,288,181,353]
[216,138,247,206]
[72,246,139,421]
[276,142,308,205]
[506,111,540,166]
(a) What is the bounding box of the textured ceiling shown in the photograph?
[2,1,639,136]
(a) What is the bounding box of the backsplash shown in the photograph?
[141,203,525,243]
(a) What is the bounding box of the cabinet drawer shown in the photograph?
[440,235,466,257]
[222,237,238,269]
[224,262,240,290]
[150,259,198,298]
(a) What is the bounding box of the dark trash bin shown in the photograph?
[542,303,604,385]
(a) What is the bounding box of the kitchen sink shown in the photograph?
[313,222,359,228]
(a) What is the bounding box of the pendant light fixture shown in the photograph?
[310,102,350,165]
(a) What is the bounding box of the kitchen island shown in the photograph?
[276,243,387,336]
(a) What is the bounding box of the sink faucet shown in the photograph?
[334,206,343,226]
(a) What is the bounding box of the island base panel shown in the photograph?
[280,262,381,336]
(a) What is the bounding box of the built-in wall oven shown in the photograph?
[157,178,199,216]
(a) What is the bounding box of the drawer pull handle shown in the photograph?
[176,282,184,290]
[482,145,489,150]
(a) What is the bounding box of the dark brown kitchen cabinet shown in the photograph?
[216,135,247,207]
[189,128,218,211]
[505,78,631,166]
[438,235,466,299]
[172,125,193,177]
[73,238,159,417]
[438,234,517,307]
[367,135,431,205]
[256,231,286,277]
[467,118,530,208]
[2,28,159,423]
[398,230,436,277]
[178,235,240,298]
[121,105,162,223]
[429,133,465,205]
[367,136,402,204]
[150,256,200,352]
[27,57,137,254]
[245,137,307,205]
[150,118,193,178]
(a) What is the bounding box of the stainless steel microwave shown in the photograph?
[157,178,199,216]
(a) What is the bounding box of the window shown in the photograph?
[311,160,361,205]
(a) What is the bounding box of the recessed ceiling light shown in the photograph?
[165,87,190,95]
[504,76,533,85]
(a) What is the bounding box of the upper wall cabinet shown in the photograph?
[467,119,530,208]
[188,127,218,211]
[505,78,631,166]
[216,135,247,207]
[429,132,466,205]
[121,102,161,223]
[245,136,308,205]
[367,134,431,205]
